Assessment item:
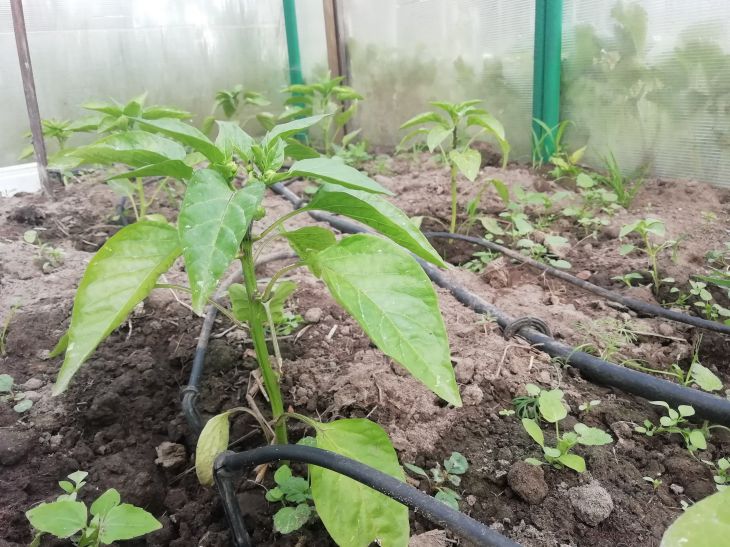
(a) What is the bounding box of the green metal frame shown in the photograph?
[532,0,563,161]
[282,0,304,86]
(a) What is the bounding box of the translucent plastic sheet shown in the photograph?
[563,0,730,187]
[0,0,327,168]
[341,0,535,159]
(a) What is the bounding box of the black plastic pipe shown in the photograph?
[270,183,730,426]
[214,445,519,547]
[424,231,730,336]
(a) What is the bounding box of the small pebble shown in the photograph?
[576,270,592,280]
[670,483,684,495]
[568,481,614,526]
[304,308,323,323]
[22,378,43,391]
[22,391,41,402]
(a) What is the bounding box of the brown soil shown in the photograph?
[1,157,729,546]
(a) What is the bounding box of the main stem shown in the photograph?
[241,237,288,444]
[449,164,458,234]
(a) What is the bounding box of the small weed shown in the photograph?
[702,457,729,491]
[596,152,644,208]
[578,399,601,413]
[26,470,161,546]
[643,475,663,491]
[619,218,678,293]
[23,230,64,273]
[611,272,644,288]
[687,281,730,322]
[463,250,499,274]
[634,402,709,453]
[405,452,469,510]
[0,374,34,414]
[265,463,315,534]
[0,304,20,357]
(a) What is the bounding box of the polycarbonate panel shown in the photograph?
[341,0,535,159]
[0,0,327,168]
[563,0,730,187]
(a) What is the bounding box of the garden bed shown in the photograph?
[1,155,729,546]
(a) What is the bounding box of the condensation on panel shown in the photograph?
[0,0,327,168]
[563,0,730,187]
[341,0,535,159]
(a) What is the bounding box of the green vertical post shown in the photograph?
[532,0,562,161]
[282,0,304,86]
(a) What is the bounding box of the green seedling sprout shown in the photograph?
[618,218,677,293]
[578,399,601,413]
[404,452,469,510]
[0,373,33,414]
[634,402,709,453]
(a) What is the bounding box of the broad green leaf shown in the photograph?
[570,146,586,164]
[265,487,284,502]
[284,139,320,160]
[449,149,481,182]
[400,111,448,130]
[311,235,459,405]
[290,157,392,195]
[67,471,88,485]
[107,159,193,181]
[0,374,13,393]
[538,389,567,423]
[678,405,696,417]
[444,452,468,475]
[619,220,641,238]
[26,501,87,538]
[543,447,561,458]
[195,411,232,486]
[434,490,459,510]
[273,504,311,534]
[58,481,74,494]
[90,489,121,517]
[661,488,730,546]
[427,126,451,152]
[178,171,264,313]
[689,430,707,451]
[282,226,336,266]
[467,112,506,141]
[522,418,544,447]
[576,173,595,189]
[490,179,510,204]
[689,362,723,392]
[53,222,181,395]
[573,423,613,446]
[265,114,328,143]
[14,399,32,413]
[142,106,191,120]
[396,128,428,151]
[558,453,586,473]
[403,463,428,479]
[229,284,264,323]
[311,419,409,547]
[135,118,224,163]
[306,184,446,268]
[215,121,253,160]
[99,503,162,543]
[479,217,504,235]
[525,383,541,396]
[267,281,297,323]
[70,131,186,167]
[107,179,136,200]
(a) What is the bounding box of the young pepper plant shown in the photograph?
[398,100,510,233]
[50,114,460,546]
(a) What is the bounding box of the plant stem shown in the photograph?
[241,238,288,445]
[261,262,302,302]
[449,164,458,234]
[134,177,147,218]
[257,208,307,241]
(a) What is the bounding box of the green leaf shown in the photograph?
[195,411,232,486]
[576,173,595,189]
[134,118,224,163]
[265,114,328,143]
[661,488,730,546]
[678,405,696,417]
[525,457,543,466]
[0,374,13,393]
[53,222,181,394]
[284,139,320,160]
[490,179,510,204]
[98,503,162,543]
[434,489,460,510]
[229,284,265,324]
[543,447,562,458]
[274,464,292,485]
[90,489,120,517]
[215,121,254,161]
[265,487,284,502]
[26,501,87,538]
[689,362,723,392]
[573,423,613,446]
[311,234,459,406]
[689,430,707,451]
[311,419,409,547]
[538,389,567,423]
[70,131,186,167]
[142,106,191,120]
[273,504,312,534]
[67,471,88,486]
[558,453,586,473]
[399,111,447,130]
[444,452,468,475]
[619,244,636,255]
[289,157,392,195]
[522,418,544,447]
[58,481,75,494]
[479,217,504,235]
[107,159,193,181]
[178,171,264,313]
[403,463,428,479]
[107,179,136,200]
[267,281,297,323]
[306,184,446,268]
[282,226,336,266]
[449,149,481,182]
[427,126,451,152]
[14,399,33,413]
[467,112,506,141]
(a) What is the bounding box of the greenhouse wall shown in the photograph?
[562,0,730,187]
[340,0,535,160]
[0,0,327,168]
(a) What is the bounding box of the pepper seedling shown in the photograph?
[50,113,460,546]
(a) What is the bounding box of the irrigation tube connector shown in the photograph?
[214,445,519,547]
[423,231,730,336]
[270,183,730,426]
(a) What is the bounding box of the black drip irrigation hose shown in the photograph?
[214,445,519,547]
[423,231,730,336]
[269,183,730,426]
